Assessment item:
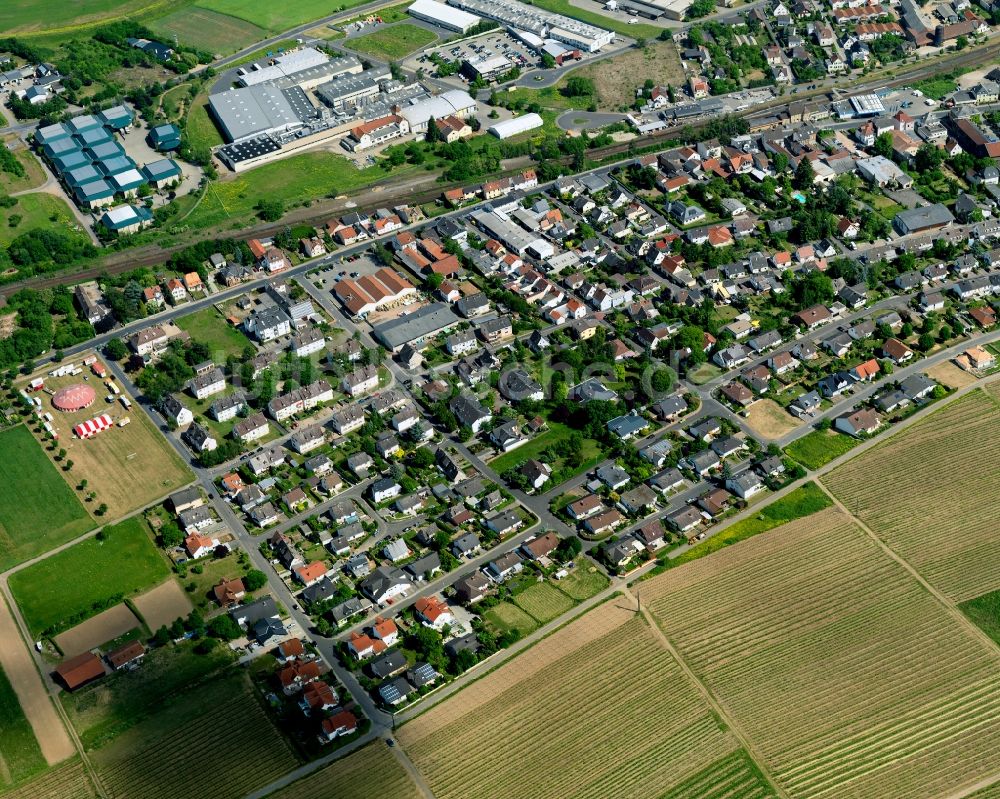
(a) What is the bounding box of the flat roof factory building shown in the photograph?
[447,0,614,51]
[408,0,482,32]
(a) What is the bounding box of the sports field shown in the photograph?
[174,307,251,358]
[0,425,92,572]
[89,669,297,799]
[644,507,1000,799]
[0,665,46,789]
[823,388,1000,601]
[24,362,193,519]
[149,6,265,53]
[10,517,170,637]
[269,742,422,799]
[400,601,775,799]
[345,23,437,60]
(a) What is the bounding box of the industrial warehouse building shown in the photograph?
[408,0,482,32]
[447,0,615,51]
[488,112,542,139]
[372,303,462,352]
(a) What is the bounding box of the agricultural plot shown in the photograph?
[89,670,297,799]
[0,761,95,799]
[512,582,574,623]
[268,742,422,799]
[744,399,799,439]
[961,589,1000,648]
[553,559,608,601]
[131,580,192,632]
[823,389,1000,601]
[0,0,159,36]
[62,641,233,749]
[644,507,1000,799]
[783,429,859,470]
[400,601,774,799]
[0,425,92,572]
[23,362,193,519]
[52,604,141,658]
[10,517,170,637]
[149,6,265,53]
[194,0,373,31]
[0,665,46,788]
[482,602,538,637]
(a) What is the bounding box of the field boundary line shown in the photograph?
[939,770,1000,799]
[813,480,1000,657]
[621,586,791,799]
[387,741,436,799]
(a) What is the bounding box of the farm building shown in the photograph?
[55,651,105,690]
[488,113,543,139]
[408,0,481,31]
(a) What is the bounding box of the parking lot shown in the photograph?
[406,30,536,83]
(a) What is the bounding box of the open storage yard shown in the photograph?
[823,388,1000,602]
[10,516,170,638]
[643,507,1000,799]
[88,669,297,799]
[21,359,193,520]
[400,601,774,799]
[268,741,422,799]
[0,425,92,571]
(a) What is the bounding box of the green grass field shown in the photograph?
[62,640,233,749]
[483,602,539,637]
[666,482,834,568]
[174,307,251,358]
[0,0,163,35]
[784,429,860,470]
[555,559,609,601]
[0,666,46,788]
[0,146,47,194]
[345,23,437,60]
[183,88,225,152]
[490,422,603,481]
[10,517,170,636]
[195,0,369,31]
[149,6,265,53]
[0,193,88,248]
[513,581,574,623]
[0,425,92,573]
[959,589,1000,648]
[185,151,412,231]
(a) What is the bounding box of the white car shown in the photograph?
[628,16,639,22]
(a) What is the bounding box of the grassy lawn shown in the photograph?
[149,6,265,53]
[345,23,436,60]
[513,581,574,623]
[0,193,87,248]
[0,666,46,788]
[178,551,262,611]
[555,558,609,600]
[0,425,92,573]
[10,517,171,636]
[490,421,602,478]
[959,589,1000,648]
[174,306,251,358]
[483,602,539,637]
[687,362,722,386]
[62,639,233,749]
[784,429,860,470]
[667,482,834,568]
[0,144,47,194]
[502,85,592,112]
[184,87,225,152]
[184,151,413,231]
[195,0,375,31]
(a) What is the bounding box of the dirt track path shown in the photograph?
[0,591,75,765]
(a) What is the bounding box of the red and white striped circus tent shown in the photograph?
[74,414,113,439]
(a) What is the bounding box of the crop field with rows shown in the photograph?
[399,602,774,799]
[269,742,422,799]
[0,761,95,799]
[823,389,1000,601]
[643,507,1000,799]
[90,673,296,799]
